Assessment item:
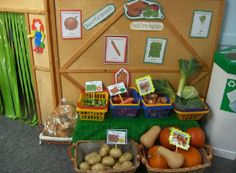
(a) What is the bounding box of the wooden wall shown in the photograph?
[0,0,57,124]
[53,0,224,108]
[0,0,225,123]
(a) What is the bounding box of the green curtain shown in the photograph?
[0,91,3,115]
[0,12,37,125]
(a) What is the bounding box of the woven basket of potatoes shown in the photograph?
[67,140,140,173]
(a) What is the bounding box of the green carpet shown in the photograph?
[72,110,199,143]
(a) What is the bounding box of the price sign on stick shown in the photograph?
[135,75,155,96]
[107,82,127,96]
[85,81,103,92]
[169,128,191,150]
[107,129,127,145]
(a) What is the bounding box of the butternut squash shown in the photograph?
[140,125,161,148]
[157,146,184,169]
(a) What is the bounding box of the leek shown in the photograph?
[176,58,201,97]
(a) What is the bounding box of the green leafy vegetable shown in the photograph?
[177,58,201,97]
[152,79,175,100]
[143,7,159,17]
[181,86,199,99]
[174,96,205,111]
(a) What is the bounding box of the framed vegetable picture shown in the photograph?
[190,10,213,38]
[60,10,82,39]
[144,37,167,64]
[105,35,128,64]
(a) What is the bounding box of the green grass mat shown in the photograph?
[72,110,199,143]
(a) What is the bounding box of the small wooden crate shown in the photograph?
[140,144,213,173]
[67,140,140,173]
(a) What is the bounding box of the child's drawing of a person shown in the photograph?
[28,19,45,53]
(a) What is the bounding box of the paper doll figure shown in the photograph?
[28,19,45,53]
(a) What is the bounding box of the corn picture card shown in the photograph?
[135,75,155,96]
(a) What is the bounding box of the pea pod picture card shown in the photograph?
[124,0,164,20]
[61,10,82,39]
[83,4,116,30]
[190,10,213,38]
[144,37,167,64]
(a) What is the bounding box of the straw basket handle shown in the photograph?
[138,144,147,164]
[67,143,77,167]
[203,144,213,161]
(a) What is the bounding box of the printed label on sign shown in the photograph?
[106,129,127,145]
[220,78,236,113]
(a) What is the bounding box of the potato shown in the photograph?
[119,152,133,163]
[113,162,121,169]
[101,156,115,166]
[91,163,104,171]
[87,153,102,165]
[84,151,97,162]
[99,144,110,157]
[121,161,133,169]
[79,162,90,170]
[109,147,122,158]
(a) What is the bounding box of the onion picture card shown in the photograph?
[190,10,213,38]
[105,36,128,64]
[61,10,82,39]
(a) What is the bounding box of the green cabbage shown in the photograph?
[181,86,199,99]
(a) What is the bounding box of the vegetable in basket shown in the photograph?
[153,58,206,111]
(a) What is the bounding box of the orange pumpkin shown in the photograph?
[178,146,202,167]
[159,127,176,150]
[186,127,205,147]
[147,145,169,169]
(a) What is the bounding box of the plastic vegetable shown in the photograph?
[181,86,199,99]
[177,146,202,167]
[186,127,205,147]
[176,58,201,97]
[174,96,205,111]
[147,145,169,169]
[152,80,175,100]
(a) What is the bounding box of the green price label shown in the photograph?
[220,78,236,113]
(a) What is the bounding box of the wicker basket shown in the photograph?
[174,102,209,120]
[67,140,140,173]
[76,91,109,121]
[140,144,213,173]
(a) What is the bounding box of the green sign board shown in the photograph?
[220,78,236,113]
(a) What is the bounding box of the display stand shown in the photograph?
[72,111,199,143]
